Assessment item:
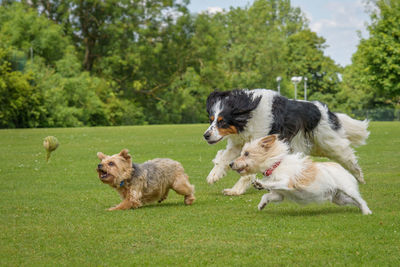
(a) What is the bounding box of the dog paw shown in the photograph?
[207,167,226,184]
[362,208,372,215]
[184,195,195,205]
[107,207,117,211]
[252,180,265,190]
[222,188,241,196]
[258,202,267,210]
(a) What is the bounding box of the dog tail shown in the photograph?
[337,113,370,147]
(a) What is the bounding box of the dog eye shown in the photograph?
[108,162,114,166]
[218,119,228,127]
[244,151,249,157]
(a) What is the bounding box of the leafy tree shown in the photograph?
[4,0,396,127]
[220,0,305,90]
[26,47,146,127]
[154,67,209,123]
[187,0,338,100]
[26,0,123,71]
[341,0,400,111]
[0,48,44,128]
[285,29,342,102]
[0,2,146,127]
[0,2,70,66]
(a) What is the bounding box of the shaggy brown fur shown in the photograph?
[96,149,195,211]
[287,159,318,189]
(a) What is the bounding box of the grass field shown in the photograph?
[1,122,399,266]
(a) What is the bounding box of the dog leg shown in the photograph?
[347,193,372,215]
[335,190,372,215]
[207,142,242,184]
[252,179,291,191]
[223,174,254,196]
[108,189,143,211]
[313,132,365,183]
[333,191,360,206]
[172,174,196,205]
[337,156,364,184]
[108,199,140,211]
[207,164,228,184]
[258,192,284,210]
[253,179,266,190]
[158,191,169,203]
[328,147,365,184]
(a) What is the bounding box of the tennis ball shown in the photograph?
[43,136,59,162]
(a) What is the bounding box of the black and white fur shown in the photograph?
[203,89,369,195]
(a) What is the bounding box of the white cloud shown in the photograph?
[310,3,366,33]
[201,6,225,15]
[310,21,322,33]
[303,1,370,66]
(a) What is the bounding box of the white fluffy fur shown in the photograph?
[205,89,369,195]
[336,113,370,146]
[233,136,372,215]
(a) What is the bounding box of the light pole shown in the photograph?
[303,77,308,100]
[276,76,282,94]
[291,76,302,100]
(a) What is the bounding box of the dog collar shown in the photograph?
[263,161,281,177]
[119,180,125,187]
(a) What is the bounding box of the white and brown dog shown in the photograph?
[230,135,372,215]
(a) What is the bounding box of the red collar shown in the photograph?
[263,161,282,177]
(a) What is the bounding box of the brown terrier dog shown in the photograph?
[96,149,195,210]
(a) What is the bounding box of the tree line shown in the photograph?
[0,0,399,128]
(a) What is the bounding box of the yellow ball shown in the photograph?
[43,136,59,162]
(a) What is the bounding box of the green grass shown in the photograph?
[1,122,399,266]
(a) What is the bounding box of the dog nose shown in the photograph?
[97,163,103,169]
[203,132,211,140]
[229,162,234,168]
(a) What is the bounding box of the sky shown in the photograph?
[187,0,371,67]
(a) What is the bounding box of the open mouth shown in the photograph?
[207,137,223,145]
[234,167,247,174]
[97,169,109,179]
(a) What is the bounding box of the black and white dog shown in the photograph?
[203,89,369,195]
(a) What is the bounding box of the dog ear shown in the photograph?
[97,152,106,160]
[259,135,276,148]
[119,149,131,161]
[206,90,231,114]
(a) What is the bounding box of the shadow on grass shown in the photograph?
[137,199,210,210]
[259,206,361,217]
[208,188,263,197]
